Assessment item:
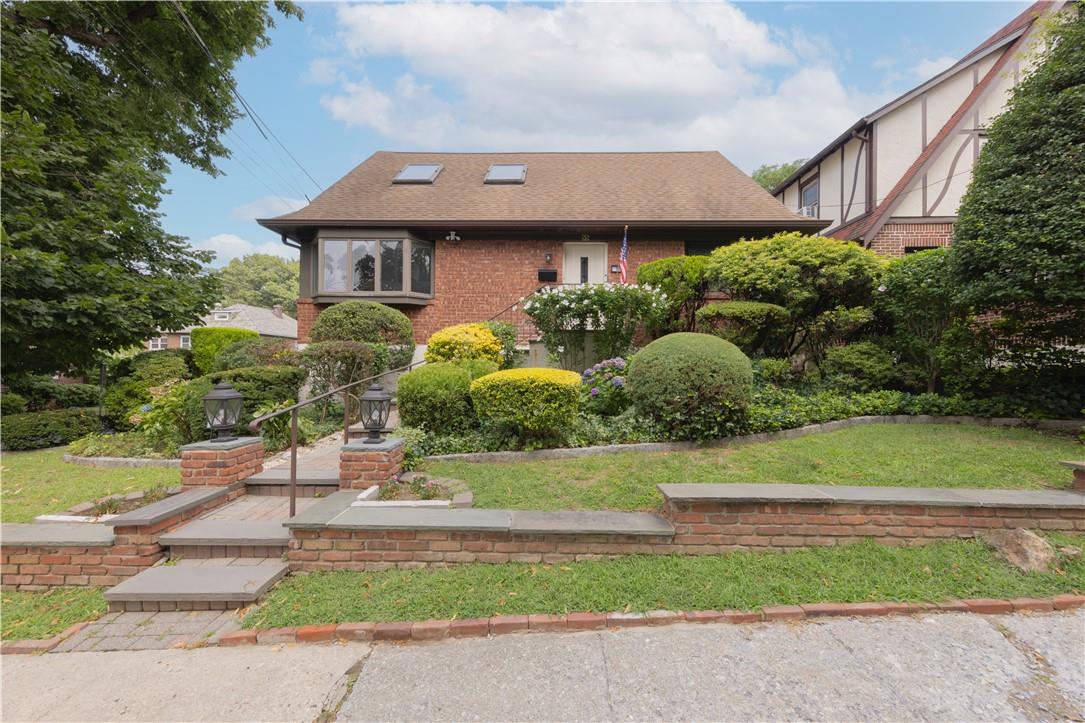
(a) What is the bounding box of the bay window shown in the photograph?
[318,235,434,299]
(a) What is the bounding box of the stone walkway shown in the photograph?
[198,494,316,521]
[54,609,243,652]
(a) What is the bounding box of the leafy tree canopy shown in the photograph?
[951,9,1085,348]
[216,253,300,315]
[750,159,807,192]
[1,1,301,375]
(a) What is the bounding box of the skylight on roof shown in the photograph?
[393,163,443,184]
[484,163,527,184]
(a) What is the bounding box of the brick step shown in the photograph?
[245,468,341,497]
[160,520,289,559]
[104,558,288,612]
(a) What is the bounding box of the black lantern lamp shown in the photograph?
[202,383,244,442]
[359,384,392,443]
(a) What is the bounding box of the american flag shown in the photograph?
[619,225,629,284]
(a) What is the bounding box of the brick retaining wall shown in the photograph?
[180,438,264,487]
[288,484,1085,572]
[1,485,244,591]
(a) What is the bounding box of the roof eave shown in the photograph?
[258,217,830,233]
[768,120,869,196]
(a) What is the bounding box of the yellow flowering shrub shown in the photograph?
[424,323,503,365]
[469,368,581,437]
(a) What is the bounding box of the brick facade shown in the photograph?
[868,221,954,257]
[296,238,685,343]
[180,439,264,487]
[287,498,1084,572]
[339,439,406,489]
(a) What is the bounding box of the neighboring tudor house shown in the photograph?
[258,151,826,343]
[771,0,1061,256]
[145,304,298,351]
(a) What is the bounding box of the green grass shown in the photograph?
[427,423,1082,511]
[1,587,107,640]
[245,534,1085,628]
[0,448,181,522]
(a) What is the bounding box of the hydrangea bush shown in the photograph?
[522,283,668,370]
[581,357,631,416]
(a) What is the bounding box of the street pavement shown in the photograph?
[3,610,1082,722]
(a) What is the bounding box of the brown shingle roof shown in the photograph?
[259,151,822,229]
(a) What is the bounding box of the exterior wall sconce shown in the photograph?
[544,252,553,265]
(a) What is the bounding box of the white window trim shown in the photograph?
[149,336,169,351]
[213,311,231,321]
[317,236,434,298]
[179,335,192,350]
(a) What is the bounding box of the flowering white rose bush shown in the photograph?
[522,283,668,369]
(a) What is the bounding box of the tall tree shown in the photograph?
[951,9,1085,350]
[750,159,807,192]
[1,2,301,375]
[217,253,300,315]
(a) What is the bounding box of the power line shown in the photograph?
[170,1,324,195]
[75,2,310,207]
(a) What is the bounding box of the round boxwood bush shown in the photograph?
[397,361,498,432]
[310,301,415,368]
[424,323,503,365]
[470,368,581,438]
[1,392,29,416]
[627,332,753,440]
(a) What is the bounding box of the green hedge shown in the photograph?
[212,337,297,372]
[628,332,753,441]
[191,328,260,374]
[470,368,581,439]
[2,408,102,450]
[3,375,100,411]
[1,393,28,416]
[397,360,498,432]
[110,349,195,384]
[695,301,790,356]
[310,301,415,368]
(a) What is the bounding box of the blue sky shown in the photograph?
[160,1,1029,266]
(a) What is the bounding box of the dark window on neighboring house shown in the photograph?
[905,246,940,254]
[800,177,819,217]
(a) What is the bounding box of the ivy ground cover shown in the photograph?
[424,423,1082,512]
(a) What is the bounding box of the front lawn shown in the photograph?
[1,587,107,640]
[0,448,181,522]
[426,423,1081,511]
[245,534,1085,628]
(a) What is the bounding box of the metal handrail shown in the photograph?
[247,359,425,517]
[486,286,544,322]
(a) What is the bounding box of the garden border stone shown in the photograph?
[63,454,180,469]
[424,415,1084,464]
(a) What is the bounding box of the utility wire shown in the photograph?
[171,1,324,195]
[76,2,309,207]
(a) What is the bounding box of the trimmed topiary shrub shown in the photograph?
[213,337,297,372]
[397,363,476,432]
[207,365,307,419]
[190,328,261,374]
[2,408,101,450]
[479,321,518,369]
[424,323,503,365]
[310,301,415,368]
[110,349,195,384]
[1,392,29,416]
[696,300,790,355]
[470,368,581,439]
[51,383,100,409]
[635,255,711,332]
[454,358,500,381]
[822,342,897,392]
[627,332,753,440]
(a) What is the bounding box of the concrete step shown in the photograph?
[160,520,289,559]
[104,558,288,612]
[246,468,341,497]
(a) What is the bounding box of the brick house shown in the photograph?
[257,151,826,344]
[145,303,297,351]
[771,1,1062,256]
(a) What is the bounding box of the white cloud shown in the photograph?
[195,233,298,266]
[912,56,957,80]
[316,2,888,171]
[230,196,307,222]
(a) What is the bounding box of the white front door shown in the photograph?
[563,242,608,285]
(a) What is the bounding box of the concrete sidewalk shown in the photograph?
[3,611,1082,722]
